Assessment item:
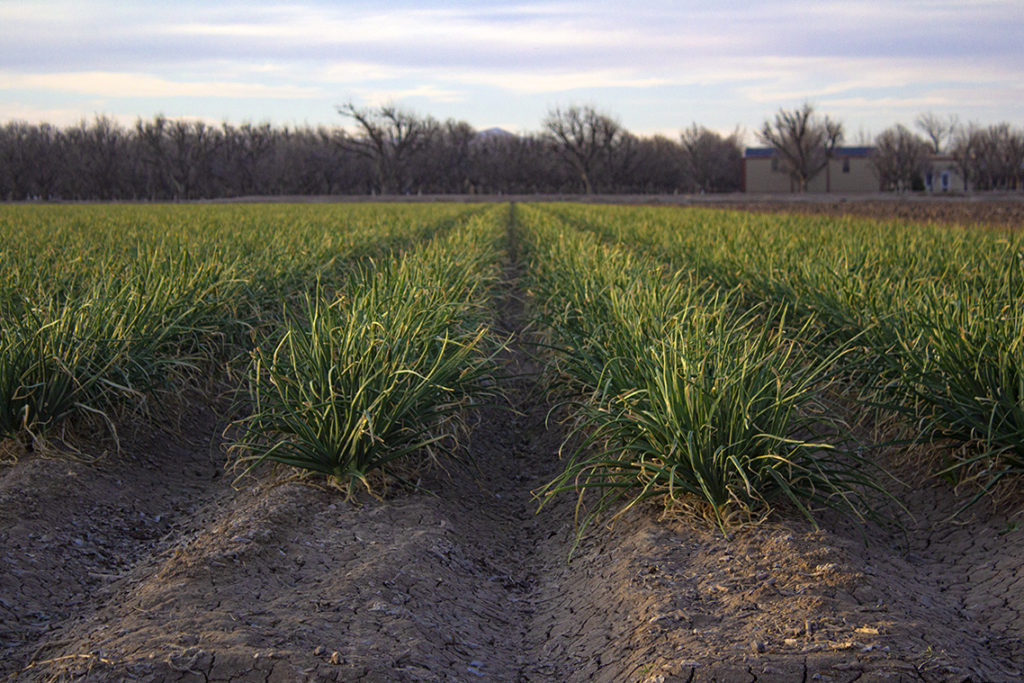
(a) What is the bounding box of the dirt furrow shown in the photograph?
[0,399,233,678]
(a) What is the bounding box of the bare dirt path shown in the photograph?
[1,214,1022,681]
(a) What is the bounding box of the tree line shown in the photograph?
[872,114,1024,192]
[0,103,1020,200]
[0,106,741,201]
[758,104,1024,193]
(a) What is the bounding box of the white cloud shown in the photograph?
[0,71,320,99]
[0,103,120,127]
[322,62,410,84]
[820,95,953,110]
[162,6,631,51]
[735,57,1023,104]
[924,84,1024,109]
[0,103,220,128]
[1,1,1021,134]
[0,0,99,23]
[441,68,672,94]
[355,85,467,105]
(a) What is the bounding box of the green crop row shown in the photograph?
[6,199,1018,520]
[0,203,481,444]
[230,206,507,494]
[517,204,883,537]
[535,203,1024,504]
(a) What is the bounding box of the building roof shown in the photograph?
[744,146,874,158]
[836,146,873,158]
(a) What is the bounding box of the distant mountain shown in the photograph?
[476,127,517,139]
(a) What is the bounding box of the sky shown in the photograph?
[1,0,1021,145]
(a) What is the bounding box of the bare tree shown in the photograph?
[1002,125,1024,191]
[871,124,931,192]
[135,115,170,199]
[973,125,1002,190]
[63,115,130,199]
[468,131,569,194]
[680,124,743,193]
[959,122,1024,191]
[915,112,958,154]
[412,119,476,193]
[604,131,643,192]
[165,120,221,199]
[757,103,843,192]
[949,123,980,192]
[274,125,356,195]
[0,121,64,199]
[337,102,436,194]
[542,105,622,194]
[622,135,686,193]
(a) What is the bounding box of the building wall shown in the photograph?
[924,156,967,192]
[744,150,879,193]
[743,157,794,192]
[815,156,879,193]
[744,148,974,194]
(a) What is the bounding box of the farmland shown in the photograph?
[1,200,1023,681]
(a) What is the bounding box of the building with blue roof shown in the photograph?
[743,146,877,193]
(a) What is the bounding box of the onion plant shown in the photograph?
[519,206,880,536]
[534,202,1024,509]
[878,275,1024,501]
[230,210,505,494]
[0,202,478,445]
[0,252,242,439]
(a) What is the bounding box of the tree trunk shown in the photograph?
[581,171,593,195]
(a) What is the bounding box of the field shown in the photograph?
[1,199,1022,681]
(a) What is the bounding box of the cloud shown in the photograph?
[322,62,410,83]
[0,1,1021,136]
[0,103,122,127]
[0,71,319,99]
[0,103,220,128]
[819,95,953,110]
[354,85,467,105]
[924,84,1024,110]
[162,5,633,51]
[442,68,672,94]
[734,57,1023,104]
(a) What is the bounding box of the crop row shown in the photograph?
[3,200,1019,522]
[516,204,883,535]
[0,203,483,446]
[231,208,506,494]
[535,203,1024,504]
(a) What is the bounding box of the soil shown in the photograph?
[2,205,1023,682]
